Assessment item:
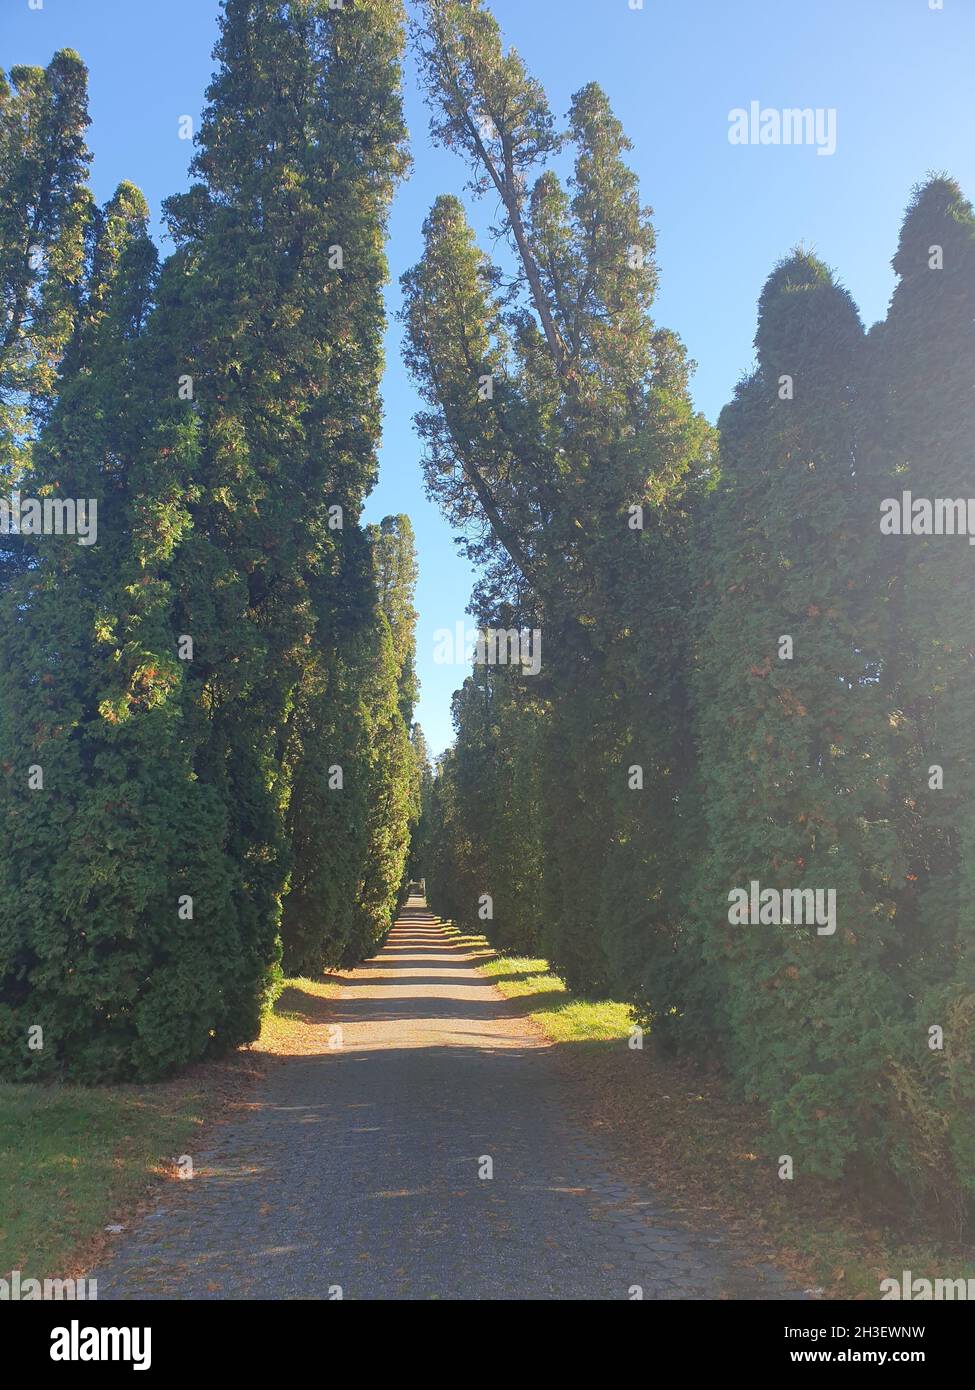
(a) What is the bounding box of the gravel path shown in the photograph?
[97,900,802,1300]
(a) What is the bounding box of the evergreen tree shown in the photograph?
[281,516,419,975]
[155,0,409,1028]
[279,528,377,976]
[404,0,711,992]
[405,722,434,886]
[689,252,919,1185]
[422,701,490,937]
[0,183,243,1080]
[347,516,419,961]
[858,179,975,1214]
[421,664,543,952]
[1,50,92,588]
[1,1,410,1079]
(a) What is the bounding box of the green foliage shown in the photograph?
[424,665,545,954]
[857,179,975,1215]
[280,515,420,975]
[3,0,973,1232]
[0,1,416,1081]
[0,178,244,1082]
[688,252,904,1176]
[408,0,975,1226]
[404,0,712,996]
[1,49,92,590]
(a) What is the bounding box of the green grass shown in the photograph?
[257,975,343,1054]
[0,1078,210,1282]
[439,924,635,1043]
[0,974,341,1281]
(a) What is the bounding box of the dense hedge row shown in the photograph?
[407,1,975,1222]
[0,1,424,1082]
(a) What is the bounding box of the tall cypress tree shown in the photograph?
[0,183,243,1080]
[859,179,975,1213]
[422,674,497,936]
[405,722,434,887]
[1,1,409,1079]
[688,253,909,1176]
[281,515,420,975]
[280,527,381,976]
[156,0,408,1032]
[440,662,545,954]
[404,0,711,993]
[1,50,92,589]
[349,516,420,958]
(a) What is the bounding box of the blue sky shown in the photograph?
[4,0,973,755]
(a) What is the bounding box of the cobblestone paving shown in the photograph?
[97,901,804,1300]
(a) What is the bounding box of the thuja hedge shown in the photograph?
[0,2,423,1082]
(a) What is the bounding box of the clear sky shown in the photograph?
[4,0,973,755]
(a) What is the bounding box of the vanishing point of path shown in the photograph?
[98,899,802,1300]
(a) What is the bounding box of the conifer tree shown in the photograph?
[155,0,409,1025]
[1,1,410,1079]
[404,0,711,992]
[345,516,420,961]
[405,722,434,886]
[420,663,543,952]
[688,253,908,1175]
[422,683,493,935]
[0,183,243,1080]
[279,527,377,976]
[1,50,92,587]
[281,516,419,975]
[859,179,975,1211]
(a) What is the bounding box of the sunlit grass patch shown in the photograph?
[0,1078,211,1283]
[481,954,634,1042]
[0,971,348,1282]
[256,975,343,1055]
[437,921,634,1043]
